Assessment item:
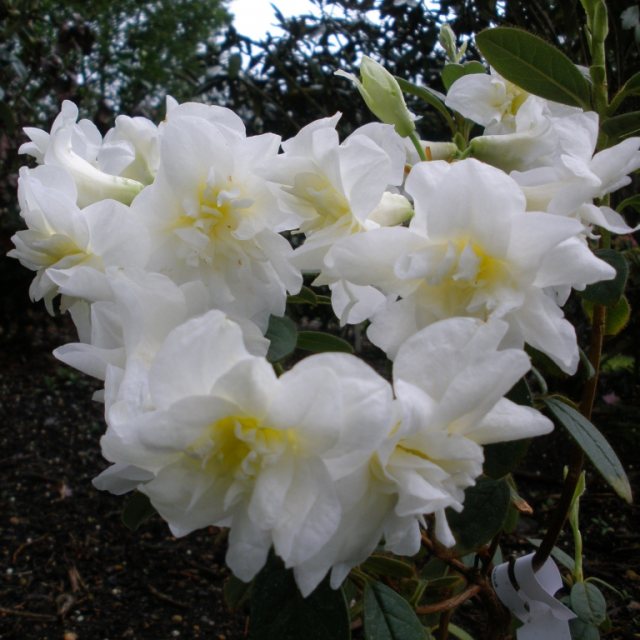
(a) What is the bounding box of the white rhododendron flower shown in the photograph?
[291,318,552,594]
[54,268,269,408]
[511,117,640,232]
[319,159,615,371]
[445,68,579,135]
[9,165,149,312]
[20,101,144,207]
[275,115,410,271]
[132,104,302,330]
[95,310,395,595]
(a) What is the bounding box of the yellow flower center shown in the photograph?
[187,415,299,479]
[419,238,513,318]
[289,172,360,234]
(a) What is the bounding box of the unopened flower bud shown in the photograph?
[336,56,416,138]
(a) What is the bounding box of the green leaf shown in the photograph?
[604,296,631,336]
[475,27,591,108]
[361,554,416,579]
[617,194,640,214]
[581,249,628,306]
[364,581,426,640]
[570,618,600,640]
[287,285,318,305]
[265,315,297,363]
[601,111,640,140]
[483,439,530,479]
[249,555,350,640]
[526,537,576,573]
[581,296,631,336]
[608,71,640,114]
[224,574,252,612]
[296,331,354,354]
[396,76,456,133]
[121,491,156,531]
[570,582,607,625]
[543,397,632,503]
[441,61,486,91]
[446,477,511,553]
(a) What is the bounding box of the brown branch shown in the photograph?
[416,585,482,615]
[147,584,189,609]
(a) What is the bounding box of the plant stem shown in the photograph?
[532,302,605,571]
[409,131,428,161]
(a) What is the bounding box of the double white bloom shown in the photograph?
[319,159,615,372]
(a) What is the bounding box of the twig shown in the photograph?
[416,585,482,615]
[0,606,56,621]
[147,584,189,609]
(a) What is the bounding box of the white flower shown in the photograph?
[20,101,144,207]
[446,69,579,135]
[8,165,149,312]
[94,310,395,595]
[275,116,410,272]
[132,105,302,330]
[319,159,615,372]
[291,318,552,594]
[54,269,268,407]
[511,114,640,233]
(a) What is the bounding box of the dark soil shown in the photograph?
[1,264,639,639]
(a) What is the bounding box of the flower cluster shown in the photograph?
[10,52,638,596]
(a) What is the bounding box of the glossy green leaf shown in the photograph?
[543,397,632,503]
[571,582,607,625]
[296,331,354,354]
[362,554,416,579]
[441,61,486,91]
[475,27,591,108]
[396,76,456,133]
[601,111,640,140]
[249,555,350,640]
[447,477,511,553]
[121,491,156,531]
[287,285,318,305]
[265,315,297,363]
[581,249,628,306]
[364,581,426,640]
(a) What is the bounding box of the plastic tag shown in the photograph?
[492,552,575,639]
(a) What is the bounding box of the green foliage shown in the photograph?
[543,397,632,503]
[224,574,253,612]
[581,249,629,306]
[296,331,354,354]
[446,477,511,553]
[571,582,607,627]
[249,554,351,640]
[265,315,298,363]
[441,61,486,91]
[601,111,640,141]
[363,581,426,640]
[475,27,591,109]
